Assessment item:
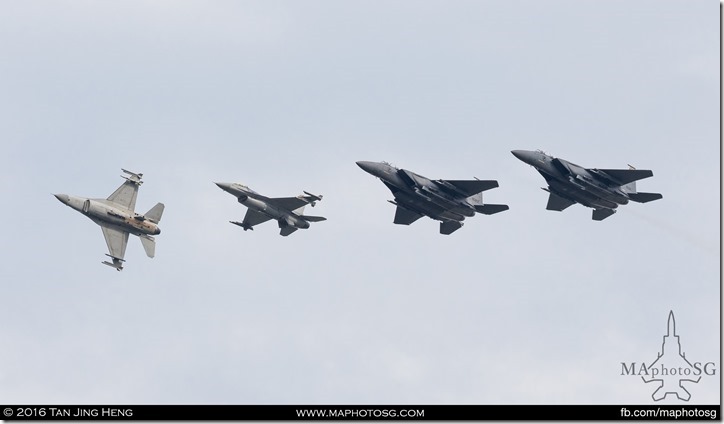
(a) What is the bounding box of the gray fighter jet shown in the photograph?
[357,161,508,235]
[54,169,164,270]
[512,150,662,220]
[215,182,325,236]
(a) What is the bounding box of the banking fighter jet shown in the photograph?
[512,150,662,220]
[215,183,325,236]
[54,169,164,270]
[357,161,508,235]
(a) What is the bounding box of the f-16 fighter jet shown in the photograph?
[215,183,325,236]
[356,161,508,235]
[511,150,662,221]
[54,169,164,271]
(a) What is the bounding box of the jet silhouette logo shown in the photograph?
[621,311,716,402]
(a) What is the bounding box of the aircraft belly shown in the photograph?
[548,179,617,209]
[573,178,628,205]
[89,210,126,228]
[394,191,446,217]
[439,211,466,221]
[244,198,284,220]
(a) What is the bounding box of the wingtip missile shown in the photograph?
[120,168,143,185]
[230,220,254,231]
[302,191,323,206]
[102,254,125,271]
[303,191,323,200]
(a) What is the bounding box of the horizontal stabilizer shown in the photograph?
[144,202,165,223]
[139,235,156,258]
[280,226,299,237]
[546,191,576,211]
[443,180,499,197]
[440,220,463,235]
[628,192,663,203]
[300,215,326,222]
[592,208,616,221]
[597,168,654,185]
[475,204,509,215]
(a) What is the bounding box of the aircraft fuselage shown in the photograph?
[218,183,310,229]
[356,161,475,222]
[54,194,161,236]
[512,150,631,210]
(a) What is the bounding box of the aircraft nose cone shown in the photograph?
[511,150,526,160]
[215,182,232,192]
[356,161,377,174]
[511,150,536,165]
[155,227,161,235]
[53,194,69,204]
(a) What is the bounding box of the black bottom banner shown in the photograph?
[1,405,720,421]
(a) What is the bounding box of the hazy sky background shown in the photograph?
[0,0,718,404]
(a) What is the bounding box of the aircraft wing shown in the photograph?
[107,180,140,211]
[594,168,654,186]
[266,197,309,212]
[242,208,273,228]
[546,191,576,211]
[393,205,424,225]
[438,180,499,197]
[101,225,129,261]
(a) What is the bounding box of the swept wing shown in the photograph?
[266,197,309,212]
[107,170,143,211]
[393,205,424,225]
[546,191,576,211]
[101,225,129,261]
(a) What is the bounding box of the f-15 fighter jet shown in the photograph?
[357,161,508,235]
[54,169,164,270]
[512,150,662,220]
[215,182,325,236]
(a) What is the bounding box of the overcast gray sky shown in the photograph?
[0,0,719,405]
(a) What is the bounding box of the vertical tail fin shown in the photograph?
[621,165,637,193]
[467,192,483,206]
[144,202,165,223]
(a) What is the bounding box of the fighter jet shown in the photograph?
[215,182,325,236]
[511,150,662,220]
[53,169,164,271]
[356,161,508,235]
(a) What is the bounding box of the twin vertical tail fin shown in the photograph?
[620,165,637,194]
[613,166,662,203]
[467,192,483,206]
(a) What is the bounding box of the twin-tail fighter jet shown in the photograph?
[54,169,164,271]
[512,150,662,220]
[356,161,508,234]
[215,183,325,236]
